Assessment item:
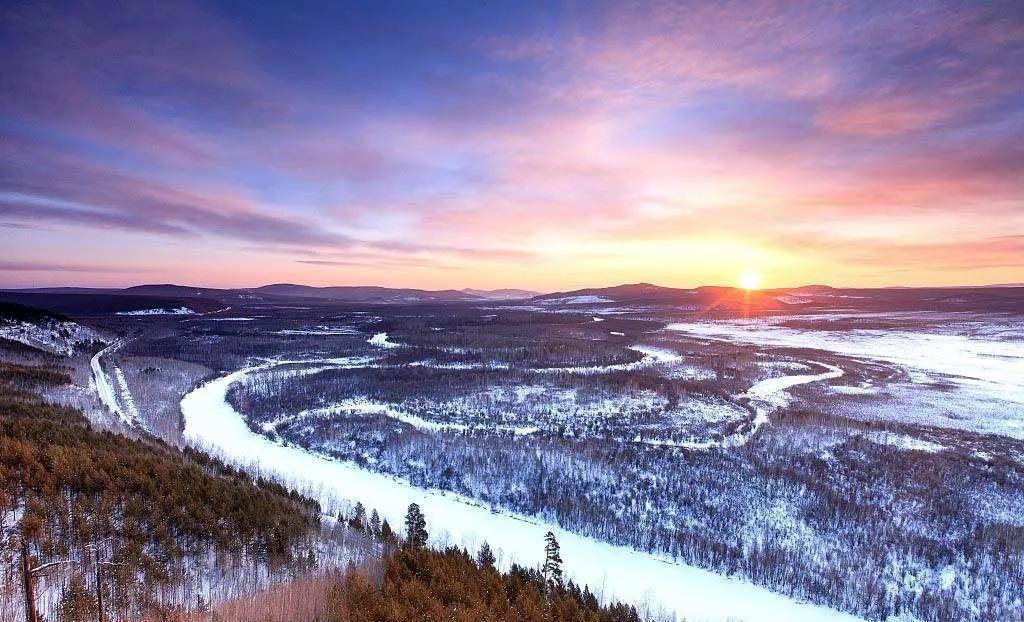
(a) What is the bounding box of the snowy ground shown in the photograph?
[275,326,360,336]
[181,359,864,622]
[666,313,1024,438]
[367,332,401,348]
[115,306,195,316]
[0,318,105,355]
[531,345,682,374]
[90,340,128,423]
[660,362,843,451]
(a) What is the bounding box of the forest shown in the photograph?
[212,307,1024,622]
[4,299,1023,622]
[177,511,642,622]
[0,361,325,622]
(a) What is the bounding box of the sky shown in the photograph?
[1,1,1022,291]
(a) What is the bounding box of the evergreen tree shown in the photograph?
[542,531,563,592]
[350,502,367,531]
[477,541,496,568]
[369,509,382,538]
[404,503,428,549]
[380,518,394,543]
[59,573,97,622]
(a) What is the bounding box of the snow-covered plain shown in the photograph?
[181,359,864,622]
[666,314,1024,437]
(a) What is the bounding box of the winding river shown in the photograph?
[178,353,859,622]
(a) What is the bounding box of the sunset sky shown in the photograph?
[2,1,1022,290]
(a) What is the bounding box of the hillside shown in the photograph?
[532,282,790,313]
[250,284,484,302]
[0,302,106,355]
[182,541,641,622]
[462,288,541,300]
[0,291,224,316]
[0,364,324,621]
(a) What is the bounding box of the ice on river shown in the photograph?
[180,360,864,622]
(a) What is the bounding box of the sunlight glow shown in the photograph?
[739,271,761,290]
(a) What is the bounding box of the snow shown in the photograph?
[409,360,510,370]
[0,318,104,355]
[368,332,401,348]
[533,345,683,374]
[282,399,471,434]
[181,360,865,622]
[744,363,844,406]
[116,307,195,316]
[863,432,944,453]
[276,326,360,336]
[665,314,1024,438]
[831,385,878,396]
[537,295,614,305]
[112,364,142,427]
[775,295,814,305]
[88,338,144,429]
[665,315,1024,406]
[610,331,625,336]
[592,316,604,322]
[672,362,843,451]
[90,340,128,423]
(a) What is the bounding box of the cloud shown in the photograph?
[0,1,1021,288]
[0,261,154,273]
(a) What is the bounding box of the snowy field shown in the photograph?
[666,312,1024,438]
[61,295,1020,622]
[181,360,863,622]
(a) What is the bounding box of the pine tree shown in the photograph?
[542,531,563,592]
[350,502,367,531]
[59,573,97,622]
[380,519,394,543]
[404,503,428,549]
[477,542,496,568]
[369,509,382,539]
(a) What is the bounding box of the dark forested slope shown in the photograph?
[0,363,321,621]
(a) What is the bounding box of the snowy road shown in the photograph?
[180,359,863,622]
[90,340,126,422]
[90,338,143,428]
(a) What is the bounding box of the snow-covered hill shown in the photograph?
[0,302,107,355]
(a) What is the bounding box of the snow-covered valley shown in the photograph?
[181,358,864,622]
[13,295,1020,622]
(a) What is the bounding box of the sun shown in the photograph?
[739,271,761,291]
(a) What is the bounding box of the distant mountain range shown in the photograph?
[1,281,1021,316]
[461,288,541,300]
[0,283,542,314]
[532,282,792,312]
[530,282,1024,313]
